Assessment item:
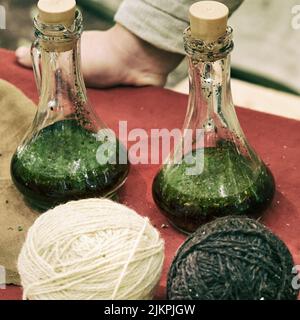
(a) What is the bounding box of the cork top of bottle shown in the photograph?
[189,1,229,42]
[37,0,77,25]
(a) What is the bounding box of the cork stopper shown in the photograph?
[189,1,229,42]
[37,0,76,26]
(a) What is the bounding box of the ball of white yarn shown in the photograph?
[18,199,165,300]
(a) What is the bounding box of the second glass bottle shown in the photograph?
[152,2,275,233]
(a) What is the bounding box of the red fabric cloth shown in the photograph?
[0,48,299,300]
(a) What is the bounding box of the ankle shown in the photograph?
[110,24,183,86]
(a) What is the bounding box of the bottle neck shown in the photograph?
[32,9,88,127]
[183,27,245,147]
[39,39,87,114]
[187,54,234,129]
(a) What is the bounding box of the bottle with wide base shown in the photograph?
[11,0,129,212]
[152,1,275,234]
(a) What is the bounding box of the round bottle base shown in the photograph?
[11,119,130,213]
[152,145,276,234]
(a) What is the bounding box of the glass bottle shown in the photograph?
[152,25,275,234]
[11,6,129,212]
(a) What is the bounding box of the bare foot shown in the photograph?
[15,24,183,88]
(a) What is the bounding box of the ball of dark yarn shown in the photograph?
[168,216,298,300]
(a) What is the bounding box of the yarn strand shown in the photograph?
[111,218,148,300]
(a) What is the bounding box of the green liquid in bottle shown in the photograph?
[153,141,275,234]
[11,120,129,212]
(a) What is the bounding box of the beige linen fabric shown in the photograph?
[0,79,39,285]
